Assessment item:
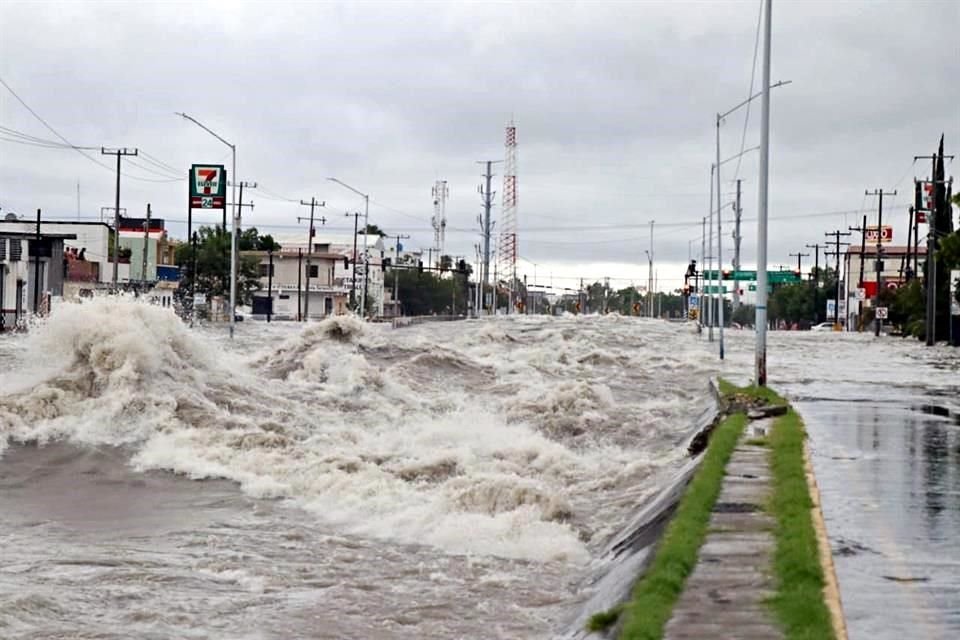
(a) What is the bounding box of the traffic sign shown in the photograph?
[703,285,728,294]
[768,271,802,284]
[855,288,866,301]
[876,307,889,320]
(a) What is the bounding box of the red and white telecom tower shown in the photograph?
[497,121,518,312]
[431,180,448,267]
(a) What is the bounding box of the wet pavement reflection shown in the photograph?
[796,399,960,639]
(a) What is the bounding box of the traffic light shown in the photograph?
[632,302,641,315]
[722,270,731,280]
[574,301,581,313]
[417,260,423,274]
[382,257,391,271]
[343,256,349,270]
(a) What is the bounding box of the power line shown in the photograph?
[733,0,764,183]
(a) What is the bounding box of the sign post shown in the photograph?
[187,164,227,321]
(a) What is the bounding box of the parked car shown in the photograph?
[810,322,835,332]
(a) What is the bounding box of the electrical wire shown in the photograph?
[733,0,764,183]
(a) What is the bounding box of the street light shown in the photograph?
[327,177,370,317]
[176,112,239,338]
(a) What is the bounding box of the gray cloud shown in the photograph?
[1,0,957,289]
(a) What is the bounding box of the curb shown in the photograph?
[803,440,848,640]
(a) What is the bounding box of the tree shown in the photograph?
[362,223,386,237]
[394,269,469,316]
[238,227,281,252]
[175,226,262,302]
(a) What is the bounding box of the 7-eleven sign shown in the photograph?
[189,164,226,209]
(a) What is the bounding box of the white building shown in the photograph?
[0,217,120,286]
[275,233,386,316]
[242,249,349,320]
[843,244,925,329]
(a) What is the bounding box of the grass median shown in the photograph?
[589,381,838,639]
[610,400,748,639]
[767,405,837,640]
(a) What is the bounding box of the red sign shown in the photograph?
[865,225,893,243]
[916,210,927,224]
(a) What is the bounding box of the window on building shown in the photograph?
[308,264,319,278]
[258,263,275,277]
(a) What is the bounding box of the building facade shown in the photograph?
[243,249,349,320]
[843,244,925,329]
[0,230,75,330]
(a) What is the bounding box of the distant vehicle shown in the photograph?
[810,322,835,332]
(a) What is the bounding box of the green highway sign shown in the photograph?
[702,269,800,283]
[768,271,802,284]
[747,284,774,292]
[703,285,728,294]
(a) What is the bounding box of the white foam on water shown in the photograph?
[0,299,714,565]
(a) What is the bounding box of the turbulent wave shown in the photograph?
[0,300,716,564]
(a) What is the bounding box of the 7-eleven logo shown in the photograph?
[194,167,221,194]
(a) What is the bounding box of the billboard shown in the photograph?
[189,164,226,209]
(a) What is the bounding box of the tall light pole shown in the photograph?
[328,178,370,317]
[176,112,238,338]
[756,0,772,386]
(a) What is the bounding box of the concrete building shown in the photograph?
[243,249,349,320]
[843,244,925,329]
[0,217,120,287]
[0,229,75,330]
[275,233,386,316]
[117,216,180,283]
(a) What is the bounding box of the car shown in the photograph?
[810,322,835,332]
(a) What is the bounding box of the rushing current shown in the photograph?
[0,300,718,639]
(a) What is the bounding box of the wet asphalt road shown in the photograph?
[797,397,960,640]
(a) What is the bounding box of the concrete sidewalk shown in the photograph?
[664,418,783,640]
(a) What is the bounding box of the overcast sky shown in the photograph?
[1,0,957,291]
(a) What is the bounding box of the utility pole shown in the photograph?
[299,198,326,320]
[647,220,655,317]
[344,212,361,310]
[707,166,715,341]
[700,217,707,330]
[848,216,867,330]
[788,251,809,276]
[478,160,499,315]
[267,247,274,323]
[391,233,410,316]
[914,148,954,346]
[297,248,303,321]
[824,230,852,327]
[231,182,257,315]
[141,203,151,287]
[33,209,41,314]
[101,147,139,289]
[732,179,743,310]
[805,242,824,324]
[865,189,896,337]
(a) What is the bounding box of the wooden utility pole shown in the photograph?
[298,198,326,320]
[141,203,151,287]
[865,189,896,336]
[806,243,825,324]
[824,230,852,327]
[391,233,410,317]
[848,216,868,330]
[101,147,139,288]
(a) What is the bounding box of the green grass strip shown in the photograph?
[767,407,837,640]
[616,409,748,639]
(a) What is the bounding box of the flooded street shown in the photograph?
[0,301,717,639]
[2,301,958,639]
[721,330,960,640]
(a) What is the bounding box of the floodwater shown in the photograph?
[0,301,717,639]
[3,302,957,639]
[719,329,960,640]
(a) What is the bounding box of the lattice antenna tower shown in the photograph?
[497,121,518,311]
[431,180,449,263]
